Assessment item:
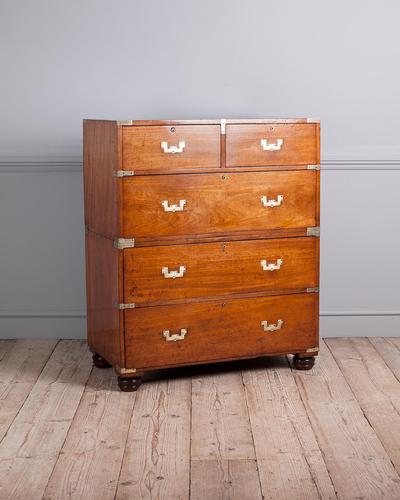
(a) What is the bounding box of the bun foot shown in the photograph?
[92,353,112,369]
[118,376,142,392]
[293,354,315,370]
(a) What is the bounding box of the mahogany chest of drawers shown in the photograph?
[83,118,320,391]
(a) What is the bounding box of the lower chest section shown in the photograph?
[118,169,319,370]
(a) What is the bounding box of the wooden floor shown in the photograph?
[1,339,400,499]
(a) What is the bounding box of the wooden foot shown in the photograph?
[92,352,112,369]
[293,354,315,370]
[118,376,142,392]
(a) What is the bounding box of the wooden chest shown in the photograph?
[83,119,320,391]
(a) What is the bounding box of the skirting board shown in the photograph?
[1,315,399,340]
[321,315,400,338]
[0,317,86,340]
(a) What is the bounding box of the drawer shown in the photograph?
[123,237,318,305]
[226,123,318,167]
[124,293,318,369]
[122,171,317,238]
[122,125,221,171]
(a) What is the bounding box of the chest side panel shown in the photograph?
[83,120,120,238]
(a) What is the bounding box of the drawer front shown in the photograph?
[123,237,318,305]
[124,293,318,369]
[122,171,317,237]
[226,124,318,167]
[122,125,221,170]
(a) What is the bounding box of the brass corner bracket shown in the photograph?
[116,120,133,126]
[307,227,320,237]
[115,365,137,375]
[114,238,135,249]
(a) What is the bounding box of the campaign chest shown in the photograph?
[83,119,320,391]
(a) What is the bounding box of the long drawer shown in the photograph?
[226,123,318,167]
[124,293,318,369]
[122,125,221,171]
[123,237,318,305]
[122,170,317,238]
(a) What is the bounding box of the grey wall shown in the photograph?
[1,0,399,338]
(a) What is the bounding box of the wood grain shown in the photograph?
[0,340,16,362]
[122,170,317,238]
[242,357,336,499]
[369,337,400,382]
[190,459,262,500]
[83,119,120,238]
[327,337,400,475]
[85,231,123,368]
[122,125,220,170]
[124,293,318,370]
[291,342,400,499]
[191,371,255,460]
[43,366,135,500]
[190,370,261,499]
[2,339,400,497]
[0,339,57,443]
[0,341,92,500]
[116,378,191,500]
[123,237,318,305]
[226,123,318,167]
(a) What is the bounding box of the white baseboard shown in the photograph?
[0,317,86,339]
[320,315,400,337]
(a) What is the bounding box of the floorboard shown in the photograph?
[0,340,92,500]
[116,377,191,500]
[369,337,400,382]
[243,356,336,499]
[190,459,261,500]
[1,338,400,499]
[327,337,400,476]
[0,340,58,443]
[191,370,256,460]
[291,342,400,499]
[43,366,135,500]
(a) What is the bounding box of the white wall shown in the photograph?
[1,0,399,338]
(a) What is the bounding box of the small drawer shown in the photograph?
[226,123,318,167]
[122,125,221,171]
[122,170,317,238]
[124,293,318,369]
[123,237,318,305]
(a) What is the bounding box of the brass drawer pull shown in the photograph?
[261,195,283,207]
[161,141,185,154]
[161,199,186,212]
[260,258,283,271]
[261,319,284,332]
[162,266,186,279]
[260,138,283,151]
[163,328,187,341]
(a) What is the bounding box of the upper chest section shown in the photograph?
[120,119,319,173]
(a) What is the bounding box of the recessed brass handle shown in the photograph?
[163,328,187,341]
[261,319,284,332]
[161,141,185,154]
[261,195,283,207]
[161,200,186,212]
[260,139,283,151]
[162,266,186,279]
[261,259,283,271]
